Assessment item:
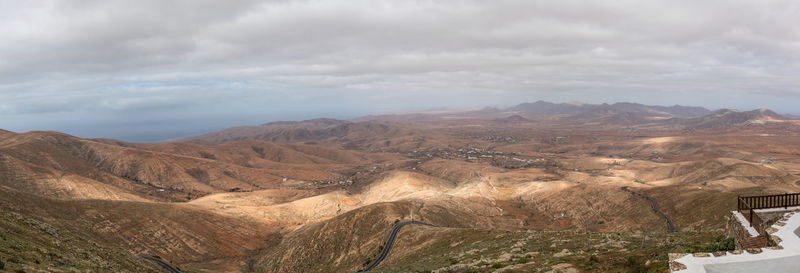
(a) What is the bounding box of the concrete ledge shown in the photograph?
[671,209,800,273]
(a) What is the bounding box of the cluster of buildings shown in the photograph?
[465,134,518,143]
[406,147,557,169]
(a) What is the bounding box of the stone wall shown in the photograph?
[726,212,750,249]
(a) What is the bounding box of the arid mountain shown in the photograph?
[506,101,712,119]
[684,108,788,129]
[184,118,349,144]
[182,119,458,152]
[0,131,281,201]
[493,114,531,123]
[0,130,405,202]
[349,101,712,123]
[507,100,587,116]
[182,102,799,152]
[507,102,794,131]
[3,101,800,272]
[0,129,15,141]
[0,212,163,273]
[0,185,275,265]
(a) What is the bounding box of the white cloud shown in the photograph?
[1,0,799,140]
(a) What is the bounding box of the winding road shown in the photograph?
[621,186,678,232]
[141,255,181,273]
[359,220,437,272]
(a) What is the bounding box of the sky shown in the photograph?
[1,0,799,141]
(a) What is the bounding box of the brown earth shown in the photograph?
[3,102,800,272]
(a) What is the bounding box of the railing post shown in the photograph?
[785,193,789,209]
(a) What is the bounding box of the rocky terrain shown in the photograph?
[1,101,799,272]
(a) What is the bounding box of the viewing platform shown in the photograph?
[669,193,800,273]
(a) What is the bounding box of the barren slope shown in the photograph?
[0,185,276,264]
[0,131,383,201]
[0,209,165,273]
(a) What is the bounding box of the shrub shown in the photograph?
[185,168,211,184]
[0,260,4,269]
[251,146,266,158]
[625,256,638,267]
[198,152,217,160]
[699,237,736,252]
[629,265,649,273]
[623,256,656,273]
[719,238,735,251]
[491,262,504,269]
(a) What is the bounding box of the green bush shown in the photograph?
[719,238,735,251]
[448,257,459,265]
[492,262,504,269]
[699,237,735,252]
[625,256,638,267]
[628,264,649,273]
[622,255,665,273]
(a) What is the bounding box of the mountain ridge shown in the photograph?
[180,101,795,145]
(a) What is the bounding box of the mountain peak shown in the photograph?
[494,114,530,123]
[689,108,786,129]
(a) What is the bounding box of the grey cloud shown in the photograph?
[1,0,799,140]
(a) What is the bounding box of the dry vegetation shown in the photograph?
[2,102,800,272]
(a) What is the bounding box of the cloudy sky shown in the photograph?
[1,0,799,141]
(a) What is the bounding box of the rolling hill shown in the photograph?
[2,101,800,272]
[0,185,276,264]
[0,131,401,201]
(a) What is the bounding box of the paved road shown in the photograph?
[141,255,182,273]
[359,220,437,272]
[621,186,678,232]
